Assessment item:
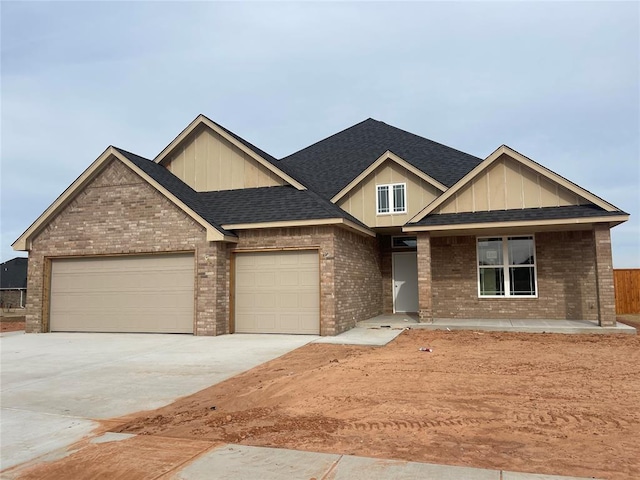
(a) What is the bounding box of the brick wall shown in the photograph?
[334,228,382,333]
[430,230,599,320]
[417,232,433,321]
[26,158,225,335]
[379,236,394,314]
[593,224,616,326]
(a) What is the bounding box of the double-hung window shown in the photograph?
[377,183,406,214]
[477,236,537,297]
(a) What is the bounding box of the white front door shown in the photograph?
[392,252,419,313]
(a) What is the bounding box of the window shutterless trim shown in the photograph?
[376,183,407,215]
[476,234,538,298]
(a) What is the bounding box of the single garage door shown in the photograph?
[50,254,194,333]
[235,250,319,334]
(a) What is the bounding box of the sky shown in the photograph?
[1,1,639,267]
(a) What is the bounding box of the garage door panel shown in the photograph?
[255,271,276,287]
[50,255,194,333]
[235,250,319,334]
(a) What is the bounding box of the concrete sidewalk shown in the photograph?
[2,438,601,480]
[171,444,598,480]
[359,314,636,334]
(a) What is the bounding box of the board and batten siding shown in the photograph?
[337,160,440,228]
[434,154,588,214]
[165,125,286,192]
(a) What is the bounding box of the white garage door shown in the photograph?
[50,254,194,333]
[235,250,319,334]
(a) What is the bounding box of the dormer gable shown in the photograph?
[336,152,443,228]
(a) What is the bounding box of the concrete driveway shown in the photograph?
[0,332,315,470]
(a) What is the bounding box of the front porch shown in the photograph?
[358,314,636,334]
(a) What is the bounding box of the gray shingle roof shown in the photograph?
[116,148,367,232]
[412,205,627,227]
[198,187,367,226]
[278,118,483,199]
[1,257,27,289]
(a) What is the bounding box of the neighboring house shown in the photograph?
[0,257,28,309]
[13,115,629,335]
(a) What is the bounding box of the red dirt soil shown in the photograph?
[110,330,640,480]
[1,317,25,332]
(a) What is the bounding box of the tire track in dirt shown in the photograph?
[339,410,627,433]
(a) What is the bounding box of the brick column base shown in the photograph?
[417,232,433,323]
[593,224,616,327]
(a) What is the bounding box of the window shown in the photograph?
[392,236,417,249]
[377,183,406,214]
[477,236,537,297]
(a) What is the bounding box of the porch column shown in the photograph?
[417,232,433,323]
[593,224,616,327]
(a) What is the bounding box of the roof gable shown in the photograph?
[12,148,233,251]
[410,145,623,223]
[155,115,305,190]
[279,118,482,199]
[336,155,442,228]
[331,150,446,203]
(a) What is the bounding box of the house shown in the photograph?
[12,115,629,335]
[0,257,28,309]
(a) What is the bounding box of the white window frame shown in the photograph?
[376,183,407,215]
[476,235,538,298]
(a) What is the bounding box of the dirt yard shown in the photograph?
[111,329,640,480]
[0,315,25,332]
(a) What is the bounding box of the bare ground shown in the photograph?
[103,329,640,480]
[0,315,25,332]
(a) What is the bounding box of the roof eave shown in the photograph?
[402,214,630,233]
[222,217,376,238]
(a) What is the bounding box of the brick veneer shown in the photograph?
[379,236,393,314]
[593,224,616,326]
[417,232,433,322]
[427,230,602,321]
[25,159,226,335]
[334,228,382,332]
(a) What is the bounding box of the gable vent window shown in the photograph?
[377,183,406,215]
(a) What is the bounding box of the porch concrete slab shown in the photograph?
[0,333,315,471]
[313,326,405,346]
[357,315,636,335]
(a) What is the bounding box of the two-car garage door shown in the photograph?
[235,250,319,334]
[50,254,194,333]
